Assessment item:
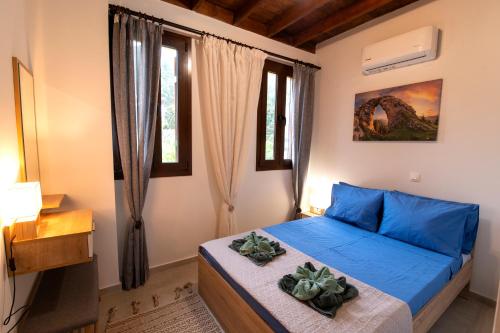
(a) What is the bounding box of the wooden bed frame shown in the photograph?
[198,255,473,333]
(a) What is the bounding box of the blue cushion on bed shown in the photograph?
[339,181,360,187]
[392,191,479,254]
[325,184,384,232]
[379,191,470,258]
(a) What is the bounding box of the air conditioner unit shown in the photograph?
[362,26,439,75]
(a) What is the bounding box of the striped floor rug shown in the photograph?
[105,293,222,333]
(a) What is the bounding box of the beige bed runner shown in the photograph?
[201,229,413,333]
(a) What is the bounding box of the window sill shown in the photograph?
[255,165,292,172]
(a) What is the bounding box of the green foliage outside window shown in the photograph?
[265,72,277,160]
[161,47,178,163]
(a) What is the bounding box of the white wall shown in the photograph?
[111,0,318,271]
[311,0,500,300]
[0,0,39,331]
[27,0,120,288]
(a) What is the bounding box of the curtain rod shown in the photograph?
[108,4,321,70]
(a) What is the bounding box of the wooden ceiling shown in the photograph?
[161,0,421,52]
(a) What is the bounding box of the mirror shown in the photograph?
[12,57,40,182]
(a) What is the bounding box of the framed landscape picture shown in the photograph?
[353,79,443,141]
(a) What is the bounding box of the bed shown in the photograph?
[198,186,477,333]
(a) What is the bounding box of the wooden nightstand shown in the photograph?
[3,194,94,275]
[298,210,323,219]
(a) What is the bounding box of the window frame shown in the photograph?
[112,30,192,180]
[256,60,293,171]
[151,31,192,178]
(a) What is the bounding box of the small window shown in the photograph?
[265,72,277,161]
[151,31,191,177]
[113,31,192,179]
[256,60,293,171]
[160,46,179,164]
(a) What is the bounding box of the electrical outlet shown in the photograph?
[410,172,421,182]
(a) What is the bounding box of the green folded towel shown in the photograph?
[229,232,286,266]
[291,264,345,300]
[278,262,359,318]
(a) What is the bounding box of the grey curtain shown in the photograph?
[112,14,162,290]
[291,64,318,219]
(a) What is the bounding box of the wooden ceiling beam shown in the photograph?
[195,0,234,24]
[267,0,332,37]
[163,0,268,35]
[160,0,190,9]
[293,0,396,47]
[238,19,269,36]
[191,0,205,11]
[233,0,266,26]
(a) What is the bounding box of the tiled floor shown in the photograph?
[429,293,495,333]
[98,261,198,333]
[99,260,495,333]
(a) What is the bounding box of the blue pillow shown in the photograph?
[379,191,470,258]
[392,191,479,254]
[338,182,387,219]
[325,184,384,232]
[331,181,385,202]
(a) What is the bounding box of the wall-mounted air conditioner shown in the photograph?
[362,26,439,75]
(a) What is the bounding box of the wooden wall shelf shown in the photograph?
[3,208,93,275]
[41,194,65,210]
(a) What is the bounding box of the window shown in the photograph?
[151,31,192,177]
[256,60,293,171]
[113,31,192,179]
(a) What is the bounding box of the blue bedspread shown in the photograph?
[264,216,462,315]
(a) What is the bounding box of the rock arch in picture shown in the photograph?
[353,95,438,141]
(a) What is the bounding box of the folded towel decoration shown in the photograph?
[229,232,286,266]
[278,262,359,318]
